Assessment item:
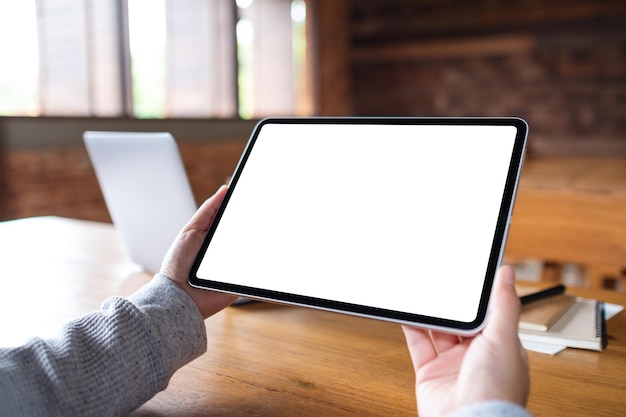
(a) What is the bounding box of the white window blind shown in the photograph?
[239,0,294,116]
[36,0,125,116]
[3,0,310,118]
[165,0,236,117]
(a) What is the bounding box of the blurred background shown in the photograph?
[0,0,624,289]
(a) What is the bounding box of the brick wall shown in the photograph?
[0,139,246,222]
[347,0,626,156]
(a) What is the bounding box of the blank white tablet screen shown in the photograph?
[195,122,518,323]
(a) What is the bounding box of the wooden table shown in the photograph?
[2,217,625,416]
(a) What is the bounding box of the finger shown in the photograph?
[427,330,464,356]
[482,265,522,342]
[184,185,228,233]
[159,185,228,276]
[402,325,460,368]
[403,326,438,368]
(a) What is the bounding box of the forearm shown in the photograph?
[0,275,207,417]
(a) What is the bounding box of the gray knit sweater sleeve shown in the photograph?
[0,274,207,417]
[0,275,533,417]
[446,401,532,417]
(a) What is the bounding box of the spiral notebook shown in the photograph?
[518,298,607,352]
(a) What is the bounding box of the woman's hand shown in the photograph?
[402,265,529,417]
[160,185,237,318]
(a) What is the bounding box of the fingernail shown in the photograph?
[501,266,516,285]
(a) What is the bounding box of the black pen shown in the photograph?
[519,284,566,305]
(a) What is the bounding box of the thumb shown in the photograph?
[483,265,522,341]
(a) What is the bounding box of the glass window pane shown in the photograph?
[165,0,237,118]
[0,0,39,116]
[128,0,167,118]
[236,0,311,119]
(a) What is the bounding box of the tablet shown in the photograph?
[190,117,528,334]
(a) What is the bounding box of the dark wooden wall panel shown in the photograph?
[345,0,626,156]
[0,139,246,222]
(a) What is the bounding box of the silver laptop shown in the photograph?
[83,131,197,274]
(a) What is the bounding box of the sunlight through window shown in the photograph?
[236,0,309,119]
[0,0,309,119]
[128,0,167,118]
[0,0,39,116]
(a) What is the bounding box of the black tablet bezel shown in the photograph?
[189,117,528,334]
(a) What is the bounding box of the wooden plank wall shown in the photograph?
[333,0,626,156]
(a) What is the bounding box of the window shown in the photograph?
[0,0,311,119]
[0,0,39,116]
[236,0,308,118]
[130,0,237,118]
